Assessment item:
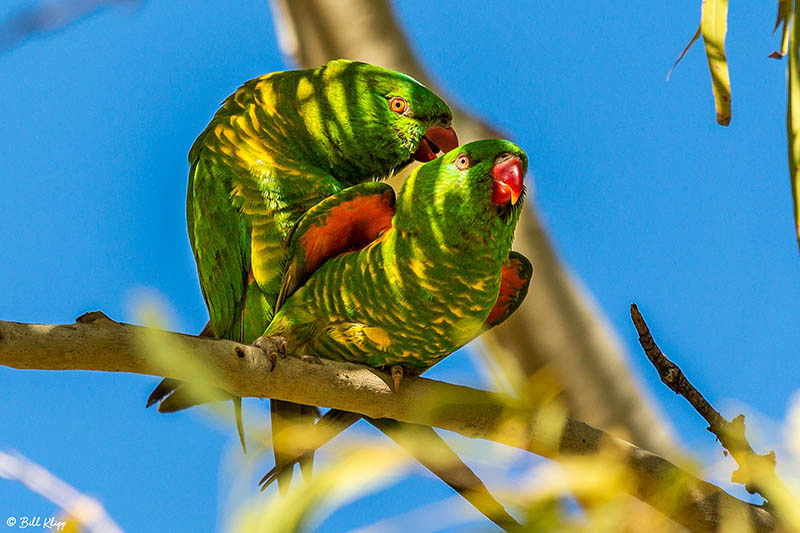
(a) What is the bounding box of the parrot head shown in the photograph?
[396,139,528,258]
[436,138,527,223]
[317,60,458,182]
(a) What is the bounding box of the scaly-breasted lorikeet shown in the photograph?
[146,61,523,525]
[147,59,457,432]
[259,139,531,530]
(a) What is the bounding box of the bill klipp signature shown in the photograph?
[6,516,67,530]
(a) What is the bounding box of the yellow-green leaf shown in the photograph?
[770,0,793,59]
[701,0,732,126]
[232,445,409,533]
[788,0,800,252]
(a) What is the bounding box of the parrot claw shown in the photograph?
[253,335,287,371]
[391,365,404,391]
[300,354,323,365]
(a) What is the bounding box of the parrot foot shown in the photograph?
[253,335,287,371]
[390,365,404,391]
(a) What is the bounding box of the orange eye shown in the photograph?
[389,97,407,114]
[455,154,470,170]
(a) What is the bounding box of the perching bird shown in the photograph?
[266,138,529,370]
[259,139,531,529]
[147,58,457,443]
[144,59,525,528]
[145,60,528,527]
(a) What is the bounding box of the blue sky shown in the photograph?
[2,1,798,531]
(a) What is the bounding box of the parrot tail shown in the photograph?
[146,322,248,453]
[259,410,520,531]
[269,400,320,493]
[145,378,183,408]
[259,409,361,490]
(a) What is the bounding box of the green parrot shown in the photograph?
[266,138,528,367]
[146,60,525,526]
[259,139,531,530]
[147,58,457,434]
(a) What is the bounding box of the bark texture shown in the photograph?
[0,315,780,533]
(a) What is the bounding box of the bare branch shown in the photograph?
[631,305,729,434]
[631,303,799,527]
[0,314,780,533]
[0,0,140,54]
[0,450,123,533]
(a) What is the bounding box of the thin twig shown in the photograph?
[0,0,140,54]
[630,303,798,517]
[0,450,123,533]
[630,304,726,432]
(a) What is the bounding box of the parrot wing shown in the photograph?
[270,181,397,493]
[275,181,396,311]
[187,156,251,342]
[148,146,324,451]
[484,251,533,328]
[264,186,520,528]
[145,155,260,454]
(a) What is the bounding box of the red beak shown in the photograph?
[412,126,459,162]
[491,155,523,206]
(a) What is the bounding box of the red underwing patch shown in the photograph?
[485,254,531,327]
[299,189,395,277]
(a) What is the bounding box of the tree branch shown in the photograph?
[0,0,140,55]
[0,450,123,533]
[0,314,779,533]
[631,304,800,527]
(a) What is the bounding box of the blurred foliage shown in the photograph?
[788,0,800,253]
[232,444,410,533]
[0,450,121,532]
[59,515,83,533]
[130,304,800,531]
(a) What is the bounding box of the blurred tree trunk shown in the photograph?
[269,0,678,458]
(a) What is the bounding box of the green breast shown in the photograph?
[272,228,502,369]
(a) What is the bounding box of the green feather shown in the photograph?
[155,60,454,492]
[188,59,453,345]
[267,139,529,369]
